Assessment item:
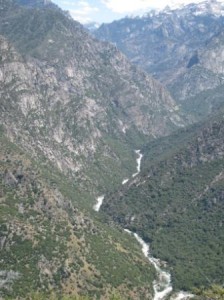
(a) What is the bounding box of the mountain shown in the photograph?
[0,0,186,198]
[1,0,223,298]
[0,127,156,299]
[0,0,189,298]
[95,0,224,121]
[101,112,224,291]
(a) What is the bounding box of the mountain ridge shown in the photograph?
[0,127,156,298]
[0,0,187,198]
[95,0,224,121]
[0,1,188,298]
[101,111,224,290]
[1,0,223,298]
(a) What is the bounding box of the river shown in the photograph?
[93,195,105,212]
[93,149,194,300]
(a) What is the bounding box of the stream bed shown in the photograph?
[93,150,194,300]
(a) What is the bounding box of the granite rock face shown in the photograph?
[0,0,185,194]
[95,0,224,119]
[0,1,166,298]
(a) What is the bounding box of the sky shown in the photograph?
[53,0,205,24]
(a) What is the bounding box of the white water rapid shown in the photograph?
[124,230,194,300]
[93,149,143,210]
[93,195,105,212]
[132,149,143,177]
[93,150,193,300]
[124,229,172,300]
[171,292,194,300]
[122,149,143,186]
[122,179,129,185]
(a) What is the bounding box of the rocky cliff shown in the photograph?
[0,0,186,198]
[0,0,188,298]
[95,0,224,121]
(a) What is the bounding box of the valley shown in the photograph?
[95,148,195,300]
[102,113,224,291]
[95,0,224,123]
[0,0,224,299]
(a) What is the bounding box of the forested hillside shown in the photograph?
[0,0,224,298]
[102,113,224,291]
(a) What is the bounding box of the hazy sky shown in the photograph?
[53,0,205,24]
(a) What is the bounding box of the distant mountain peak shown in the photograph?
[161,0,224,16]
[95,0,224,122]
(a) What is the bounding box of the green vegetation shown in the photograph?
[180,84,224,121]
[1,1,224,298]
[6,285,224,300]
[0,132,154,298]
[0,3,159,295]
[5,292,125,300]
[194,285,224,300]
[102,114,224,291]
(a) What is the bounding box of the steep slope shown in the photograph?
[0,127,156,299]
[195,285,224,300]
[0,0,189,298]
[169,29,224,119]
[0,0,185,201]
[95,0,224,121]
[101,113,224,291]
